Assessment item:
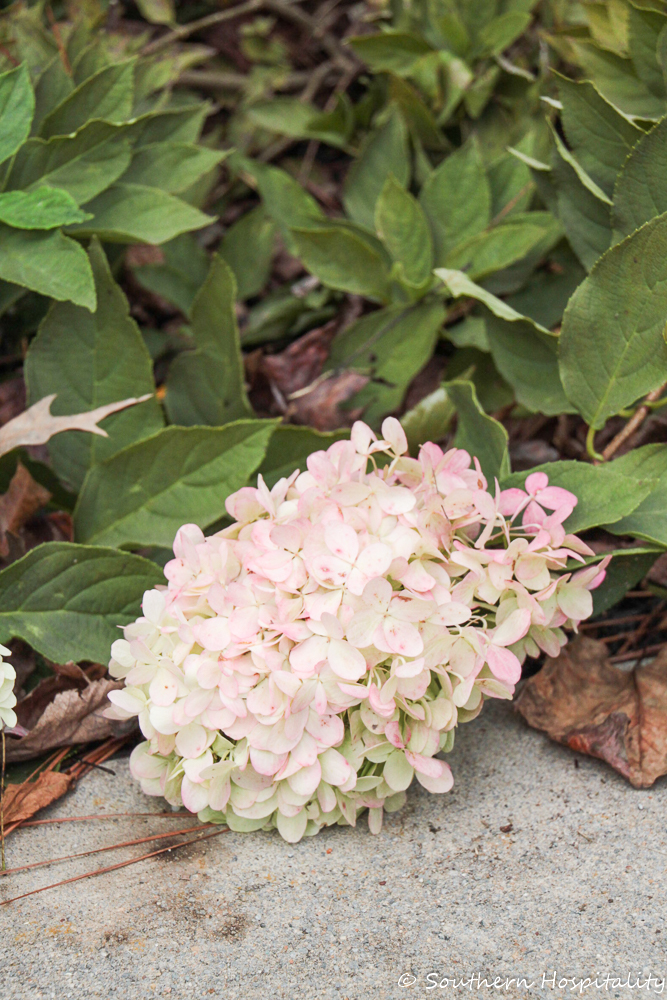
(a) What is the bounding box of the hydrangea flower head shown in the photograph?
[0,644,17,729]
[107,420,608,842]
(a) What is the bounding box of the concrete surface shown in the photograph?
[0,699,665,1000]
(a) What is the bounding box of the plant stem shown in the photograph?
[602,382,667,461]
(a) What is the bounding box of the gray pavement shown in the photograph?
[0,699,665,1000]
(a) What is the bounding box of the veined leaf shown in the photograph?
[165,256,252,427]
[4,122,133,206]
[132,233,208,316]
[218,205,276,301]
[25,239,163,491]
[444,215,555,281]
[501,460,654,534]
[67,183,212,244]
[0,187,90,229]
[604,444,667,546]
[568,40,665,121]
[0,226,95,310]
[40,60,135,138]
[445,380,510,482]
[612,117,667,241]
[419,137,490,265]
[559,213,667,428]
[343,111,410,231]
[375,174,433,286]
[550,138,612,270]
[119,143,228,194]
[290,225,392,302]
[74,421,276,549]
[348,31,434,74]
[0,64,35,166]
[0,542,164,664]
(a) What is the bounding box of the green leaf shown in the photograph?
[136,0,175,24]
[436,267,548,331]
[40,60,135,139]
[120,143,228,194]
[603,444,667,545]
[559,213,667,428]
[0,542,164,664]
[0,226,95,310]
[343,111,410,231]
[218,205,276,301]
[165,256,252,427]
[388,75,444,151]
[375,174,433,286]
[4,122,133,206]
[505,243,586,330]
[550,139,612,270]
[348,30,434,74]
[419,137,491,266]
[133,104,209,146]
[557,74,641,200]
[568,40,665,121]
[477,11,531,56]
[232,156,323,256]
[592,548,660,616]
[501,460,654,534]
[67,183,212,244]
[25,239,163,491]
[0,187,90,229]
[290,225,391,302]
[0,64,35,166]
[258,426,349,489]
[132,233,209,317]
[444,214,555,281]
[328,301,445,425]
[487,151,533,219]
[74,421,276,549]
[612,117,667,241]
[32,57,73,136]
[445,379,510,482]
[628,4,666,98]
[400,386,455,456]
[246,98,351,147]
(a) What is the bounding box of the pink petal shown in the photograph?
[324,521,358,563]
[148,667,179,707]
[382,619,424,657]
[327,638,367,680]
[193,617,230,652]
[525,471,549,495]
[492,608,531,647]
[415,760,453,794]
[557,584,593,621]
[536,485,578,510]
[498,488,528,516]
[404,750,442,777]
[356,543,393,579]
[175,723,208,759]
[486,644,522,684]
[287,759,322,797]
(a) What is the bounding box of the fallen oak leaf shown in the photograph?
[515,636,667,787]
[1,770,72,825]
[0,392,153,458]
[0,462,51,559]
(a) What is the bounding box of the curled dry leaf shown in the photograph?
[1,771,73,826]
[0,461,51,559]
[7,663,124,762]
[0,392,153,459]
[516,636,667,787]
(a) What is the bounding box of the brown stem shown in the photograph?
[602,382,667,461]
[141,0,265,56]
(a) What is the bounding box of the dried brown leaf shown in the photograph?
[2,771,72,825]
[8,676,123,763]
[0,461,51,558]
[516,636,667,787]
[0,393,153,459]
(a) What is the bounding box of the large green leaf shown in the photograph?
[74,421,276,549]
[0,542,164,664]
[551,141,612,270]
[218,205,276,301]
[604,444,667,545]
[0,187,89,229]
[348,30,434,74]
[0,63,35,166]
[444,214,557,281]
[628,4,666,99]
[40,60,135,138]
[375,174,433,286]
[559,213,667,428]
[557,74,641,199]
[4,122,133,206]
[165,256,252,427]
[0,226,95,310]
[120,142,227,194]
[67,183,212,244]
[612,117,667,241]
[445,380,510,483]
[569,40,665,121]
[343,111,410,231]
[290,225,391,302]
[25,239,163,491]
[32,56,74,135]
[592,548,661,616]
[258,426,349,489]
[419,137,491,266]
[501,460,654,534]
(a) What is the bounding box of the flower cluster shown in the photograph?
[107,420,608,842]
[0,644,17,729]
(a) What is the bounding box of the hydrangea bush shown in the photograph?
[106,420,608,842]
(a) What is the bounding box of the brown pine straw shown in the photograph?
[19,811,193,827]
[0,826,229,906]
[1,823,213,876]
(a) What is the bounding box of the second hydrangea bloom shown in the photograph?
[107,419,608,842]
